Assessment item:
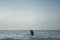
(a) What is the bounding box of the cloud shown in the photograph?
[0,11,35,23]
[0,11,36,30]
[0,11,60,30]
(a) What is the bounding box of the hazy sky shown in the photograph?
[0,0,60,30]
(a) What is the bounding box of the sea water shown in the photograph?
[0,30,60,40]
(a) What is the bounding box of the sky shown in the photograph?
[0,0,60,30]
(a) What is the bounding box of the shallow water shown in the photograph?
[0,30,60,40]
[0,38,60,40]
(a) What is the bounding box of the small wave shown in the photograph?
[1,38,18,40]
[1,37,60,40]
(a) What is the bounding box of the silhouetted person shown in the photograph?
[30,30,34,36]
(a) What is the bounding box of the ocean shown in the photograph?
[0,30,60,40]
